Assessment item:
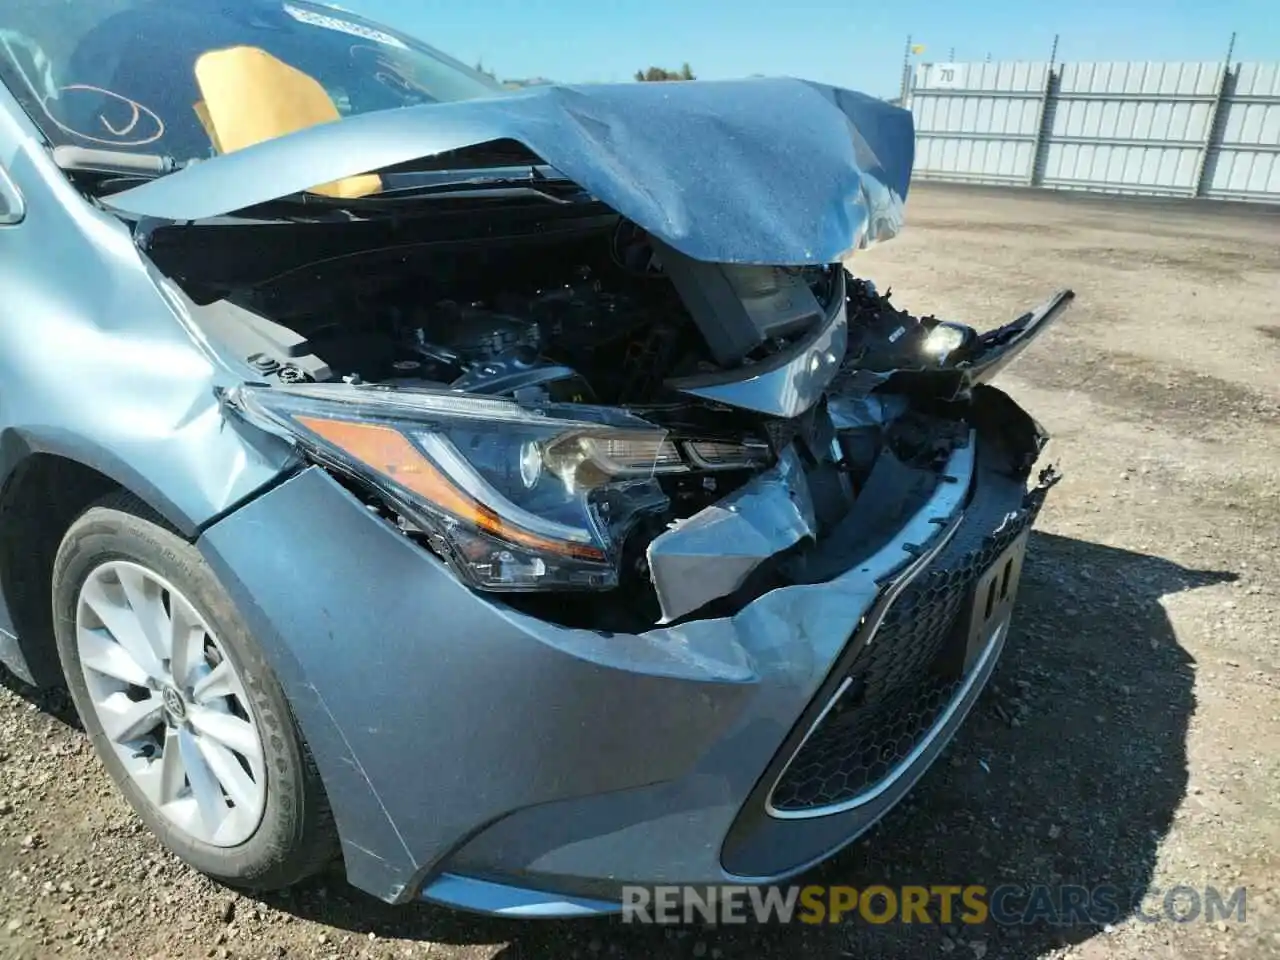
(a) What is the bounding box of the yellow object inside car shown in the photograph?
[192,46,382,199]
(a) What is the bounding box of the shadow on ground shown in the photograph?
[0,666,80,730]
[226,531,1232,959]
[0,531,1234,959]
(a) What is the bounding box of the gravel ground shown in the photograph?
[2,183,1279,959]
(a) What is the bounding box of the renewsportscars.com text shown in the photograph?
[621,884,1247,926]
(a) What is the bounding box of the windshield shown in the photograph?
[0,0,503,164]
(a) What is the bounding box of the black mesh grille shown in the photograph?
[770,671,962,810]
[768,507,1037,814]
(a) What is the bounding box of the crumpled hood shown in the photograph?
[104,77,915,265]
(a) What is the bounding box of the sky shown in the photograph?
[346,0,1276,98]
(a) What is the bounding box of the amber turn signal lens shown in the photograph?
[293,416,605,561]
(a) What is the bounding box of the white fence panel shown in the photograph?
[1044,61,1220,195]
[911,61,1046,185]
[908,59,1280,203]
[1205,62,1280,201]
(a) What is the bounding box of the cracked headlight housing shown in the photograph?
[227,383,763,591]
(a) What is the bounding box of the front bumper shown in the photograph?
[197,398,1052,912]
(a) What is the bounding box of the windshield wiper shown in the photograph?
[53,146,180,177]
[269,173,588,209]
[363,178,578,204]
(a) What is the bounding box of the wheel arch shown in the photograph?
[0,434,194,688]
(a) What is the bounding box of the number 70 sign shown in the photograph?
[931,63,967,89]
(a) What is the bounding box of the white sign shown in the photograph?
[283,3,408,49]
[931,63,967,89]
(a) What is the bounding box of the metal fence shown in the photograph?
[908,60,1280,203]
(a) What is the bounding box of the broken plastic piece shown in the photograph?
[665,284,849,419]
[646,447,816,623]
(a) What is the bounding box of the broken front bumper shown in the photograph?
[196,397,1053,914]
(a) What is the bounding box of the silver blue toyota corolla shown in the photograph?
[0,0,1073,915]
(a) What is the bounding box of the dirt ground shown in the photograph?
[2,183,1278,959]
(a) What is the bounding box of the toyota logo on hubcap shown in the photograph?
[162,686,187,722]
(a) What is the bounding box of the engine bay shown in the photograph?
[233,221,842,407]
[197,215,1066,630]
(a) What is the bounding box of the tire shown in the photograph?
[50,491,338,890]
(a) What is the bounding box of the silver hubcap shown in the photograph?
[75,560,266,847]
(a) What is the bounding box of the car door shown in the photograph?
[0,156,25,667]
[0,162,22,226]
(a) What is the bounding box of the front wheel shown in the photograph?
[51,492,337,889]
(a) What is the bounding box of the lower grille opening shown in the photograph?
[769,670,963,812]
[767,507,1035,816]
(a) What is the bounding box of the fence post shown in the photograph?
[1194,32,1237,197]
[1026,35,1059,186]
[900,34,913,105]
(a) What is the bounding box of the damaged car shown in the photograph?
[0,0,1073,914]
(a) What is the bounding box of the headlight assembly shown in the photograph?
[226,383,768,592]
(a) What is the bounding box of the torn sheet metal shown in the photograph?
[827,392,909,430]
[647,447,816,623]
[103,78,914,266]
